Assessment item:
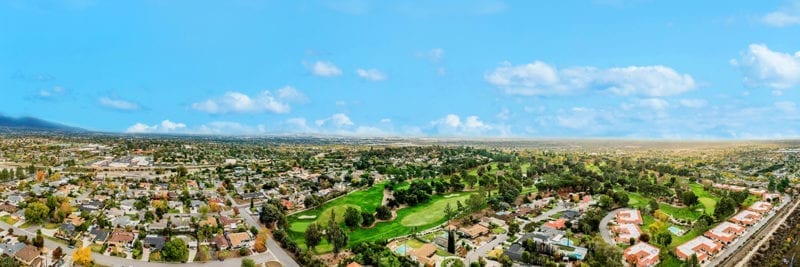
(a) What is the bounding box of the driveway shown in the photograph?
[599,209,622,245]
[531,201,568,222]
[465,234,508,263]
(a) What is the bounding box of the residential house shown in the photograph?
[675,236,723,263]
[55,223,78,240]
[730,210,761,226]
[616,209,643,225]
[143,235,167,251]
[624,242,660,267]
[0,203,18,214]
[748,201,773,214]
[198,216,218,228]
[212,233,230,250]
[14,245,42,267]
[89,228,110,244]
[227,232,253,249]
[762,193,781,202]
[409,243,437,266]
[219,216,238,231]
[458,224,490,239]
[544,218,567,230]
[107,229,136,248]
[704,222,744,244]
[613,224,643,243]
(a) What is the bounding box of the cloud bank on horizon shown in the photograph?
[1,0,800,139]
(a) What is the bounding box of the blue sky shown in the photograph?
[2,0,800,138]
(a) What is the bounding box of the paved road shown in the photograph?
[531,201,568,222]
[228,195,300,267]
[465,233,508,263]
[716,195,796,267]
[599,209,622,245]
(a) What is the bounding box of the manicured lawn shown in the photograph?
[400,194,470,227]
[626,192,651,209]
[659,203,703,221]
[0,215,18,225]
[689,183,718,215]
[316,204,361,225]
[743,194,759,208]
[288,189,474,254]
[44,222,59,229]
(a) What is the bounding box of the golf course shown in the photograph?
[287,182,474,254]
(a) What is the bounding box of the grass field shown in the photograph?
[288,189,474,254]
[0,215,18,225]
[689,183,719,215]
[400,194,470,226]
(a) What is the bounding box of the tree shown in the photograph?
[598,194,613,210]
[162,238,189,262]
[258,204,286,228]
[686,254,700,267]
[33,231,44,248]
[325,211,349,256]
[55,201,72,222]
[521,251,531,264]
[24,202,50,224]
[73,247,92,266]
[508,220,520,236]
[344,207,362,229]
[241,258,256,267]
[656,232,672,246]
[681,191,698,206]
[360,210,375,226]
[53,246,63,260]
[375,205,392,220]
[714,196,737,220]
[444,202,454,220]
[253,231,269,253]
[304,223,322,250]
[447,230,456,254]
[648,199,659,213]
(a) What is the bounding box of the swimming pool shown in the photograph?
[668,226,683,236]
[395,245,409,255]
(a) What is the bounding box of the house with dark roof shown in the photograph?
[90,228,110,244]
[55,223,78,240]
[143,235,167,251]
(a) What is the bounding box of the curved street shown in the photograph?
[599,208,621,246]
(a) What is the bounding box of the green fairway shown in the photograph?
[287,187,474,254]
[316,204,361,224]
[400,194,470,226]
[689,183,718,215]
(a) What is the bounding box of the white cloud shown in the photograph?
[125,120,186,133]
[430,114,493,135]
[416,48,445,63]
[315,113,354,128]
[496,107,510,120]
[99,97,139,111]
[679,98,708,108]
[192,88,306,114]
[761,1,800,27]
[125,123,157,133]
[485,61,696,96]
[775,101,797,113]
[635,98,670,111]
[38,86,65,98]
[734,44,800,89]
[311,61,342,77]
[275,86,308,102]
[356,68,387,81]
[160,120,187,131]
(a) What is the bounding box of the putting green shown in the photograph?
[400,194,470,226]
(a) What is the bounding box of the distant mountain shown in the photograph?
[0,115,85,132]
